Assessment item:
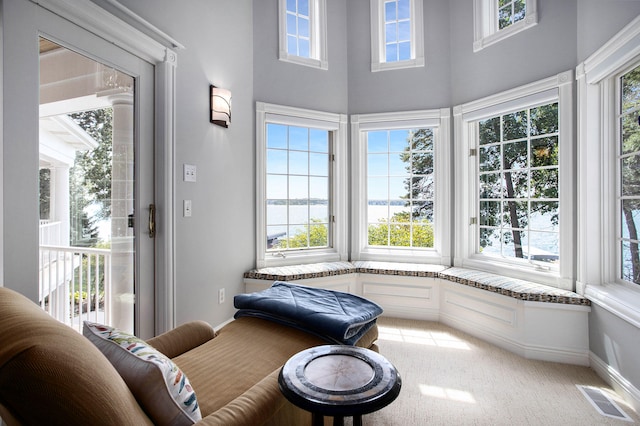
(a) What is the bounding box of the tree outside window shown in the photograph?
[620,65,640,285]
[477,102,559,264]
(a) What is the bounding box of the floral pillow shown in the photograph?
[83,321,202,426]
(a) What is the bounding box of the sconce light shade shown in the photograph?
[210,85,231,128]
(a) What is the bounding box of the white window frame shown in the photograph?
[351,109,451,264]
[453,70,574,289]
[370,0,425,72]
[256,102,347,268]
[473,0,538,52]
[576,15,640,326]
[278,0,328,70]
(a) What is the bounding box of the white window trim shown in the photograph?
[350,109,451,264]
[453,70,574,289]
[278,0,328,70]
[370,0,425,72]
[473,0,538,53]
[255,102,347,268]
[576,15,640,326]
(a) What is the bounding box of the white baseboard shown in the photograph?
[590,351,640,414]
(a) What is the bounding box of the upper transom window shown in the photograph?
[370,0,424,72]
[473,0,538,52]
[278,0,328,70]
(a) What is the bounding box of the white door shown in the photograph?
[3,0,156,337]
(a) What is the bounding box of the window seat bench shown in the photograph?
[243,261,591,365]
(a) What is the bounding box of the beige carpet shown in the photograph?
[351,317,640,425]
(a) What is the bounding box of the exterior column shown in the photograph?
[109,93,135,333]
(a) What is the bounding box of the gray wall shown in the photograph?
[253,0,349,113]
[346,0,452,114]
[116,0,256,327]
[449,0,578,106]
[577,0,640,63]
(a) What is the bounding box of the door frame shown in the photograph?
[1,0,180,336]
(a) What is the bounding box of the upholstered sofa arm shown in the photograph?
[147,320,217,359]
[195,369,301,426]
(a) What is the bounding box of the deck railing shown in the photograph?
[39,245,111,332]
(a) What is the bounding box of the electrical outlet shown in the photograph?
[184,164,197,182]
[218,288,225,304]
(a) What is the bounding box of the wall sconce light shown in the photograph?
[210,85,231,128]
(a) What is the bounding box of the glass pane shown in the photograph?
[389,130,409,151]
[480,173,501,199]
[386,43,398,62]
[621,155,640,196]
[286,14,297,36]
[411,129,433,150]
[411,152,433,176]
[503,229,527,259]
[412,224,434,248]
[502,200,527,228]
[514,0,526,22]
[267,175,288,199]
[310,203,329,222]
[621,240,640,284]
[368,153,388,176]
[398,0,410,19]
[390,223,411,247]
[289,176,308,199]
[309,153,328,176]
[480,145,500,171]
[289,126,308,150]
[389,153,408,175]
[287,35,297,55]
[298,0,309,16]
[479,227,501,254]
[479,201,501,226]
[368,131,388,152]
[621,113,640,155]
[621,63,640,114]
[368,203,389,223]
[530,103,558,136]
[286,0,296,13]
[412,175,434,199]
[531,137,559,167]
[289,150,308,175]
[298,39,310,58]
[530,201,559,232]
[266,225,287,249]
[368,177,388,200]
[267,149,287,174]
[298,17,309,38]
[385,1,397,21]
[503,170,528,198]
[527,232,558,262]
[479,117,500,145]
[267,124,287,148]
[308,223,328,248]
[499,7,512,30]
[413,201,434,222]
[531,169,558,198]
[503,140,527,169]
[389,176,406,199]
[385,23,397,43]
[621,200,640,239]
[309,176,328,199]
[398,21,411,41]
[40,39,135,332]
[309,129,328,152]
[398,42,411,61]
[503,110,528,140]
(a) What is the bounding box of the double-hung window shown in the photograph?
[278,0,328,70]
[256,103,347,267]
[577,15,640,317]
[370,0,424,72]
[351,109,451,264]
[473,0,538,52]
[454,71,573,289]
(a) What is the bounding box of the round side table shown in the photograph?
[278,345,401,426]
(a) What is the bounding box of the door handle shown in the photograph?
[149,203,156,238]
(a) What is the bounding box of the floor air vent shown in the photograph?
[577,385,633,422]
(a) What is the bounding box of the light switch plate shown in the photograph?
[184,164,197,182]
[183,200,192,217]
